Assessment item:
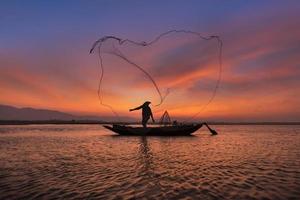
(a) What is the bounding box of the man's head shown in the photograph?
[144,101,151,106]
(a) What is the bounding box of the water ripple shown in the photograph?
[0,125,299,199]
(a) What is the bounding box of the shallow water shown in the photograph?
[0,125,299,199]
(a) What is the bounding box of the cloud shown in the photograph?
[0,4,299,121]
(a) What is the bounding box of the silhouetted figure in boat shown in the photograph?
[129,101,155,128]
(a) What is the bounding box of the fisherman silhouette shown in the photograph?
[129,101,155,128]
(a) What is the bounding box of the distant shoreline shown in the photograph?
[0,120,299,125]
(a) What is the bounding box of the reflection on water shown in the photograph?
[0,125,299,199]
[138,137,152,176]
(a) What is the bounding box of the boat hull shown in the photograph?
[103,124,202,136]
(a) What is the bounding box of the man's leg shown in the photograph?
[142,120,147,128]
[142,117,150,128]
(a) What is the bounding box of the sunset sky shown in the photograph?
[0,1,299,121]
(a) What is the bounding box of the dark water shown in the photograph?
[0,125,299,200]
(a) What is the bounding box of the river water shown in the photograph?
[0,125,299,199]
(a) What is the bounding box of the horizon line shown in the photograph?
[0,120,299,126]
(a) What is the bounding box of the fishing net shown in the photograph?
[90,30,222,121]
[159,111,171,125]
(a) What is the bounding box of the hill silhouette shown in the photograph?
[0,104,134,122]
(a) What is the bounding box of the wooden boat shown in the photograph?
[103,124,202,136]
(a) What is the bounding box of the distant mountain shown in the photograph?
[0,104,134,122]
[0,104,88,121]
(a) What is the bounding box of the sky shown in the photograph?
[0,0,299,122]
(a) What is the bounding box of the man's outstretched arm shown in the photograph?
[129,104,143,112]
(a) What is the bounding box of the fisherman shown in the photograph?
[129,101,155,128]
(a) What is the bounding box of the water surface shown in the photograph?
[0,125,299,199]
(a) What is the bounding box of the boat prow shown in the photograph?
[103,124,202,136]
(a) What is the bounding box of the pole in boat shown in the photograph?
[203,123,218,135]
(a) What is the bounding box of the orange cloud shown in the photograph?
[1,9,300,121]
